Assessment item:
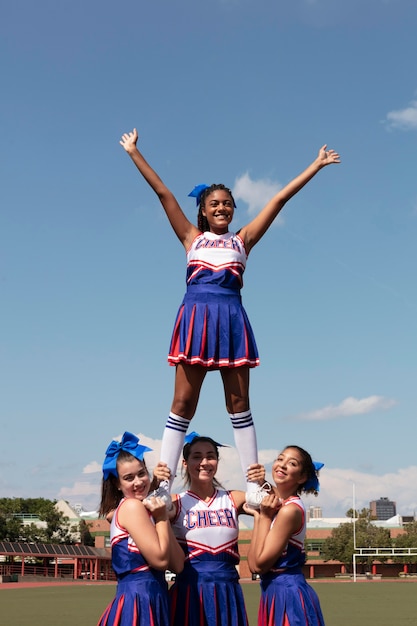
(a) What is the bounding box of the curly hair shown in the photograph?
[283,445,320,496]
[197,184,236,232]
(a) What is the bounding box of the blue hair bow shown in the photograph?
[304,461,324,493]
[102,431,152,480]
[184,431,227,447]
[184,431,201,445]
[188,184,210,206]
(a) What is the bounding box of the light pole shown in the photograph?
[352,483,357,582]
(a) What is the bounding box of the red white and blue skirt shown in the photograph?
[97,570,169,626]
[168,285,259,370]
[258,570,325,626]
[169,561,248,626]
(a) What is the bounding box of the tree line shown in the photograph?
[320,508,417,572]
[0,497,94,545]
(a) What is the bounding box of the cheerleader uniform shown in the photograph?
[258,496,325,626]
[169,489,248,626]
[97,499,169,626]
[168,231,259,369]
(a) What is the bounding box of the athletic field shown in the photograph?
[0,580,416,625]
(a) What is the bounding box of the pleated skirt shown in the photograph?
[168,285,259,369]
[97,570,169,626]
[169,562,248,626]
[258,571,325,626]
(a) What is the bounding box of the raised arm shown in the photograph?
[239,145,340,254]
[119,497,183,572]
[145,496,184,574]
[120,129,199,248]
[247,497,301,575]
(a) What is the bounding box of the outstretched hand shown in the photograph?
[120,128,139,154]
[317,144,341,167]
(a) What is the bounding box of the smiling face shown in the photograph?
[202,189,235,234]
[116,457,151,500]
[183,440,219,486]
[272,447,308,496]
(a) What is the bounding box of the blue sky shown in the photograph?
[1,0,417,519]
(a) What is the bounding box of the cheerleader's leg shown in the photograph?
[160,363,207,490]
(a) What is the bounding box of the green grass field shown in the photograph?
[0,581,416,625]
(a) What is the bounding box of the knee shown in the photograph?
[227,398,250,415]
[171,396,196,420]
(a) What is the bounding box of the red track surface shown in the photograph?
[0,580,115,589]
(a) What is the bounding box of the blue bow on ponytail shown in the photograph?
[304,461,324,493]
[184,431,227,447]
[184,431,201,445]
[102,431,152,480]
[188,184,210,206]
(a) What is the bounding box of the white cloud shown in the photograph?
[59,480,99,499]
[83,461,101,474]
[317,466,417,518]
[292,395,397,421]
[232,173,284,222]
[385,100,417,131]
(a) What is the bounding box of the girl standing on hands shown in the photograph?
[246,446,325,625]
[97,432,184,626]
[120,128,340,505]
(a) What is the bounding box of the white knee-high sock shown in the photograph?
[160,412,190,491]
[229,410,259,493]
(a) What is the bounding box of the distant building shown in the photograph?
[307,506,323,522]
[370,497,396,520]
